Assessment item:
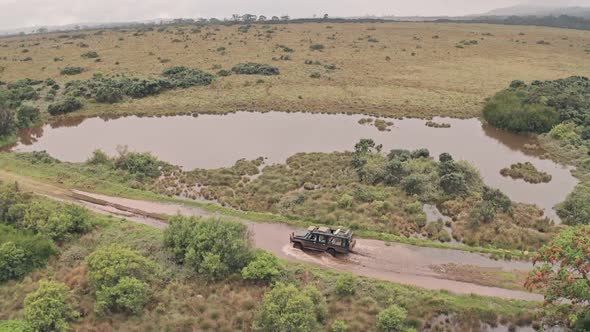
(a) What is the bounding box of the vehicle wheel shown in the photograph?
[327,248,336,257]
[293,242,302,250]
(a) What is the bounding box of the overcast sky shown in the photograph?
[0,0,588,30]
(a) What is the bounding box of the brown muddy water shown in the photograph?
[10,112,577,221]
[70,190,540,301]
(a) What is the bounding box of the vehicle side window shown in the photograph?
[317,235,326,244]
[331,237,343,247]
[308,233,317,241]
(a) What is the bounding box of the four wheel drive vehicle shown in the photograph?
[290,226,356,255]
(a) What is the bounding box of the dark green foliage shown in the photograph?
[24,280,79,332]
[469,201,497,226]
[47,97,83,115]
[439,172,467,195]
[81,51,99,59]
[484,77,590,133]
[164,216,252,279]
[411,148,430,159]
[0,225,57,283]
[557,185,590,226]
[94,86,123,103]
[15,105,40,127]
[60,66,85,75]
[15,151,60,164]
[482,186,512,213]
[241,250,283,283]
[161,66,215,87]
[231,63,280,75]
[439,152,453,163]
[310,43,325,51]
[0,108,14,137]
[86,245,157,315]
[217,69,232,77]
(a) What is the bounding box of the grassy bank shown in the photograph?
[0,151,536,260]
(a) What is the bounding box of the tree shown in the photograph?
[439,172,467,195]
[439,153,453,163]
[0,242,26,282]
[258,15,267,21]
[24,280,79,332]
[163,216,252,279]
[85,245,157,314]
[280,15,290,21]
[331,320,348,332]
[231,14,242,22]
[15,105,40,128]
[557,185,590,226]
[254,283,320,332]
[242,14,257,22]
[323,14,329,19]
[271,16,280,21]
[241,250,283,283]
[525,226,590,327]
[376,304,410,332]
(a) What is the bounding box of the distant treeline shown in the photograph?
[437,15,590,31]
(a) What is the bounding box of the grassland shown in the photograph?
[1,22,589,119]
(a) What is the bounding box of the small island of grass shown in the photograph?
[500,162,552,184]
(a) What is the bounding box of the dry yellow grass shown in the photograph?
[1,22,589,118]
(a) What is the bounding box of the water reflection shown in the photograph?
[9,112,578,221]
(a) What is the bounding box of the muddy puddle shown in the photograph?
[9,112,576,221]
[69,190,541,301]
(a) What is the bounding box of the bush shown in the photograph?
[15,105,40,128]
[253,283,320,332]
[95,276,148,315]
[557,185,590,225]
[439,172,467,195]
[95,86,123,103]
[0,224,57,282]
[162,66,215,88]
[483,90,560,133]
[86,149,111,165]
[60,66,85,75]
[81,51,99,59]
[164,216,252,279]
[310,44,325,51]
[0,108,15,137]
[113,149,162,180]
[241,250,283,283]
[47,97,83,115]
[231,63,280,75]
[376,304,409,332]
[0,320,29,332]
[85,245,157,314]
[331,320,349,332]
[20,202,92,241]
[335,273,357,296]
[24,280,79,332]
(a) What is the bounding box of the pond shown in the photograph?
[9,111,577,221]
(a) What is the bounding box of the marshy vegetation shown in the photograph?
[500,162,552,184]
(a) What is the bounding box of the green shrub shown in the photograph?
[81,51,99,59]
[20,202,91,241]
[60,66,85,75]
[15,105,40,128]
[164,216,252,279]
[113,149,162,180]
[376,304,410,332]
[24,280,79,332]
[439,172,467,195]
[548,122,583,145]
[85,245,157,314]
[231,63,280,75]
[331,320,349,332]
[557,185,590,225]
[162,66,215,88]
[310,44,325,51]
[86,149,111,165]
[0,320,29,332]
[253,283,320,332]
[95,276,148,315]
[241,250,283,283]
[47,97,83,115]
[94,86,123,103]
[483,90,560,133]
[0,225,57,282]
[0,108,15,137]
[335,273,357,296]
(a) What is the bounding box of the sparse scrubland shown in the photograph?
[0,181,547,331]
